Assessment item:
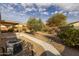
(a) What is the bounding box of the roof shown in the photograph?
[68,21,79,25]
[0,20,19,25]
[1,25,8,31]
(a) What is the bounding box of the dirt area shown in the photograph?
[31,32,79,56]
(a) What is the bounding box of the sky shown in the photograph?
[0,3,79,23]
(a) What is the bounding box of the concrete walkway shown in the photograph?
[16,33,61,56]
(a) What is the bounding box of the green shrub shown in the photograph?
[58,27,79,47]
[8,28,14,32]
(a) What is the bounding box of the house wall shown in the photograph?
[73,22,79,29]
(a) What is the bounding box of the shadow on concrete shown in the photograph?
[40,51,55,56]
[61,46,79,56]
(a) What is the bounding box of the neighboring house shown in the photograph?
[68,21,79,29]
[0,20,19,55]
[0,20,19,32]
[14,24,29,32]
[1,25,8,31]
[0,20,29,32]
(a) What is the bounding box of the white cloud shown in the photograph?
[54,11,58,14]
[21,3,34,8]
[68,11,73,14]
[20,13,25,16]
[41,12,49,15]
[63,12,67,15]
[32,7,37,11]
[59,10,63,13]
[25,8,33,11]
[25,7,37,12]
[68,11,79,15]
[51,12,54,15]
[39,8,46,12]
[35,3,53,8]
[55,3,79,11]
[74,11,79,14]
[7,6,13,10]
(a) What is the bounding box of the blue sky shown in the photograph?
[0,3,79,23]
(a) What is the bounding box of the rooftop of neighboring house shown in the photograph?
[68,21,79,26]
[0,20,19,25]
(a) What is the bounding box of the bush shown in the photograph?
[27,18,45,33]
[58,27,79,47]
[8,28,14,32]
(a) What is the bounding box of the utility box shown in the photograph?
[6,39,23,55]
